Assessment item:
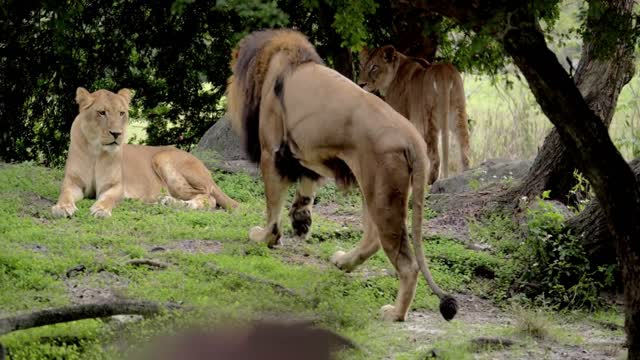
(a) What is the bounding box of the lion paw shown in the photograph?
[330,250,355,272]
[290,207,312,239]
[380,304,404,322]
[90,203,112,218]
[184,199,201,210]
[249,225,280,247]
[51,203,77,218]
[158,195,180,207]
[249,226,265,242]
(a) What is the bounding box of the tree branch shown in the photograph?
[0,301,180,336]
[206,264,305,300]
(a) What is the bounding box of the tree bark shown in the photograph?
[568,159,640,269]
[400,1,640,358]
[317,1,354,79]
[514,0,636,204]
[0,301,179,336]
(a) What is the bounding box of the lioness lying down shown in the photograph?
[227,29,457,322]
[52,87,238,218]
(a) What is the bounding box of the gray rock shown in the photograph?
[192,114,259,176]
[194,114,246,161]
[430,158,533,194]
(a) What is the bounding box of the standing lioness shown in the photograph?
[52,87,238,218]
[358,46,471,183]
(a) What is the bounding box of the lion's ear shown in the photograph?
[75,87,94,109]
[382,45,396,63]
[117,88,134,104]
[359,46,369,60]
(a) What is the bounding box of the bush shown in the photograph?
[513,192,615,309]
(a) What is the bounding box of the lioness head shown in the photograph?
[75,87,133,151]
[357,45,399,93]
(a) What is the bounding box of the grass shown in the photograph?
[0,162,627,359]
[0,163,463,359]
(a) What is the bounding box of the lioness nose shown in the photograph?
[109,131,122,139]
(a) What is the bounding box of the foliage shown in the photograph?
[576,0,640,60]
[0,0,240,166]
[4,0,632,166]
[514,306,551,340]
[567,169,594,213]
[514,193,615,309]
[469,198,617,310]
[217,0,290,41]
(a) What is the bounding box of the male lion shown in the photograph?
[358,46,470,183]
[52,87,238,218]
[226,29,457,322]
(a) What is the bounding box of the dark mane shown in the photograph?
[233,30,281,163]
[231,29,323,164]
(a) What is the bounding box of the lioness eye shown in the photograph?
[98,110,106,116]
[119,111,125,117]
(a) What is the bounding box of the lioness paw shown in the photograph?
[158,195,179,207]
[90,203,112,218]
[51,203,77,218]
[380,304,404,322]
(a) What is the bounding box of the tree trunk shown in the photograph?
[514,0,636,204]
[317,1,354,79]
[568,159,640,269]
[500,21,640,360]
[403,1,640,358]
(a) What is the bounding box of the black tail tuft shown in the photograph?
[439,295,458,321]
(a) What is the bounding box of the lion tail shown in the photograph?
[226,29,323,164]
[409,143,458,321]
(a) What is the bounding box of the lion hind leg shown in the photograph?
[451,76,470,171]
[425,112,440,185]
[251,150,291,247]
[454,105,471,171]
[152,150,229,210]
[157,194,203,209]
[436,83,451,179]
[288,176,317,241]
[330,204,380,272]
[367,159,417,322]
[376,214,419,322]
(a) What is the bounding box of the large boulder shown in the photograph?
[430,158,533,194]
[192,114,259,176]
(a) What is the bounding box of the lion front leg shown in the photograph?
[52,180,84,218]
[251,151,291,247]
[90,183,123,218]
[288,176,317,241]
[91,162,124,218]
